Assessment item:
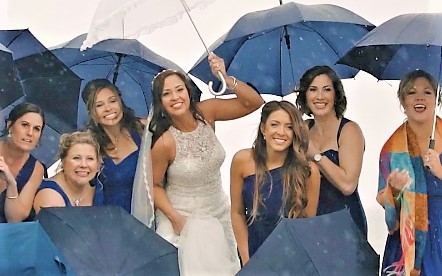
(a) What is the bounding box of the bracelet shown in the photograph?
[6,193,18,199]
[227,76,238,91]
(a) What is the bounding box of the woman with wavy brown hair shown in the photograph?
[230,100,320,265]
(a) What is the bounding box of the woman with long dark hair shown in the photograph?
[295,65,367,236]
[150,53,264,275]
[230,100,320,264]
[82,79,146,214]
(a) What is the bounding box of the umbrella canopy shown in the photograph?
[238,209,379,276]
[338,13,442,83]
[82,0,216,49]
[0,29,83,167]
[189,2,375,96]
[50,33,202,129]
[37,206,179,275]
[0,42,22,109]
[0,221,74,275]
[0,29,82,134]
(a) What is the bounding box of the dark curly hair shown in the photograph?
[295,65,347,118]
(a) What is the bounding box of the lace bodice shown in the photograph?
[166,121,225,197]
[156,120,240,273]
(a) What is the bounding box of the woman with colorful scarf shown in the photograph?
[377,70,442,276]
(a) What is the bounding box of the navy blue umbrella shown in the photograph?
[189,2,374,96]
[37,206,179,275]
[0,42,22,109]
[0,29,81,134]
[338,13,442,83]
[50,33,202,130]
[0,29,82,167]
[0,221,74,275]
[238,209,379,276]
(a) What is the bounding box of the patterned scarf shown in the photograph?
[377,118,442,275]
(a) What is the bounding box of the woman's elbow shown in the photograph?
[249,98,265,111]
[341,183,357,196]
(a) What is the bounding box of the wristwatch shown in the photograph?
[313,153,323,162]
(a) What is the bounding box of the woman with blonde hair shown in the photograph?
[33,131,103,213]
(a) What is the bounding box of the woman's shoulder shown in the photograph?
[151,129,175,156]
[232,148,254,162]
[339,118,364,139]
[26,154,45,178]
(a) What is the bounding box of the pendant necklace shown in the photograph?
[112,135,121,153]
[64,173,84,207]
[73,196,84,207]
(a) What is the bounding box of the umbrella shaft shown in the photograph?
[179,0,210,55]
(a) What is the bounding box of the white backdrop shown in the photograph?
[2,0,442,257]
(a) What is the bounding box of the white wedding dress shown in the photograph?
[155,121,240,275]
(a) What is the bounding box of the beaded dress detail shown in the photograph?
[155,120,240,275]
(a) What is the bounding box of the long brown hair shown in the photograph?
[81,79,144,156]
[250,101,311,223]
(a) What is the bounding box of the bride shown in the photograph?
[149,53,264,275]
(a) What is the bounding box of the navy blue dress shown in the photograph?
[243,167,284,257]
[381,154,442,275]
[309,118,367,237]
[0,154,41,222]
[37,179,104,207]
[96,131,141,213]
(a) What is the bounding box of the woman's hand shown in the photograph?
[387,169,412,197]
[0,156,16,187]
[423,149,442,178]
[208,52,227,80]
[171,212,187,235]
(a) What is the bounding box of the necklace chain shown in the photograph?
[73,196,84,207]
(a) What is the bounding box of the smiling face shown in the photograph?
[306,74,336,117]
[8,112,43,152]
[93,88,123,127]
[260,109,294,153]
[402,77,436,123]
[161,74,191,118]
[62,143,100,186]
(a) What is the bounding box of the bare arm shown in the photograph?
[304,162,321,217]
[230,150,250,264]
[198,53,264,123]
[33,188,66,214]
[314,122,364,195]
[151,132,186,234]
[4,161,44,222]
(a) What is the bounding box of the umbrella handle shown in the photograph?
[208,71,227,96]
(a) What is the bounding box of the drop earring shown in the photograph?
[7,131,11,138]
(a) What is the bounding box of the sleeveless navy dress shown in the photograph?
[96,130,141,213]
[309,118,367,236]
[243,167,285,257]
[0,154,43,222]
[37,179,104,207]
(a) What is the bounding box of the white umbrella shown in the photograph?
[82,0,227,95]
